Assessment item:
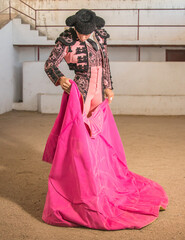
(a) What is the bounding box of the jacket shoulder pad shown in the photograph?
[95,28,110,39]
[55,27,77,46]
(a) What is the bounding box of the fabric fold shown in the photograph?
[42,80,169,230]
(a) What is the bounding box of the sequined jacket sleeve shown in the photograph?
[44,41,68,86]
[103,43,113,90]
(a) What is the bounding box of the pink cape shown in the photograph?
[42,79,169,230]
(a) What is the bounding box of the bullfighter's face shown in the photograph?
[74,28,92,42]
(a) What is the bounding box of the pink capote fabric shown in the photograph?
[42,79,169,230]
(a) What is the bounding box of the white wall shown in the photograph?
[1,0,185,115]
[8,0,185,43]
[20,61,74,111]
[0,21,16,114]
[1,21,185,115]
[18,61,185,115]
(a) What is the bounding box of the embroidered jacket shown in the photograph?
[44,27,113,102]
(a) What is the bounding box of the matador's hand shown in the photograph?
[59,76,72,94]
[104,88,114,104]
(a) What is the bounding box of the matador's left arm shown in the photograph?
[99,28,113,91]
[103,43,114,90]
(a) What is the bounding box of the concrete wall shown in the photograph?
[19,61,185,115]
[6,0,185,42]
[0,21,18,114]
[11,44,185,112]
[21,61,74,111]
[1,21,185,114]
[1,0,185,115]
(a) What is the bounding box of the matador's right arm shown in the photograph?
[44,40,68,86]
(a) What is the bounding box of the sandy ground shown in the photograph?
[0,110,185,240]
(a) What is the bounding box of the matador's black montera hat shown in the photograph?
[65,9,105,35]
